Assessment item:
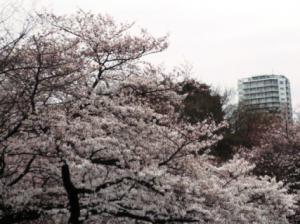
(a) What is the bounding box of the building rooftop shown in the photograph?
[239,74,288,82]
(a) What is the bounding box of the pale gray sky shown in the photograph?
[7,0,300,109]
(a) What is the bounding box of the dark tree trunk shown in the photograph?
[61,162,80,224]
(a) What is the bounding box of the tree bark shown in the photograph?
[61,162,80,224]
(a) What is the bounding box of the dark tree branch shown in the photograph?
[0,146,6,177]
[90,157,121,168]
[8,155,36,186]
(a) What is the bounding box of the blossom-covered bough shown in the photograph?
[0,11,297,224]
[242,122,300,223]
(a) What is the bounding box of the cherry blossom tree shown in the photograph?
[0,11,297,224]
[243,122,300,223]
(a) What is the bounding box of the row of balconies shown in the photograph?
[242,84,279,91]
[245,97,280,104]
[242,79,278,86]
[247,102,281,108]
[243,92,279,99]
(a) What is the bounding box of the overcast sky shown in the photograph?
[8,0,300,108]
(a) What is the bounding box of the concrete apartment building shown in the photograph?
[238,75,292,120]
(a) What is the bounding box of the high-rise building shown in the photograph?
[238,75,292,120]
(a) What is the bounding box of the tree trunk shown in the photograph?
[61,162,80,224]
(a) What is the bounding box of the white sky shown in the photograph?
[6,0,300,109]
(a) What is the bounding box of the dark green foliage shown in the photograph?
[177,80,236,160]
[210,132,240,161]
[178,80,224,124]
[230,106,280,147]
